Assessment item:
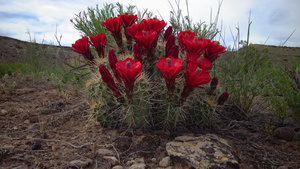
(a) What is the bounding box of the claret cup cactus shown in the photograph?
[71,14,228,129]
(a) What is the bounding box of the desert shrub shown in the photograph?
[70,2,228,130]
[215,45,271,115]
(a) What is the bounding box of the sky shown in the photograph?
[0,0,299,48]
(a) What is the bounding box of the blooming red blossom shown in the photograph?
[101,17,122,34]
[156,56,183,99]
[89,33,107,58]
[204,40,226,63]
[184,37,209,54]
[134,30,158,64]
[99,64,121,98]
[180,63,211,104]
[133,43,142,63]
[118,14,138,28]
[125,24,145,39]
[156,56,183,82]
[184,63,211,88]
[177,30,196,51]
[108,49,121,83]
[71,36,94,62]
[102,17,124,53]
[116,58,142,103]
[135,30,158,50]
[163,26,173,42]
[186,53,212,70]
[141,18,167,34]
[217,92,229,105]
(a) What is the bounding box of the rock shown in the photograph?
[1,109,8,115]
[112,165,124,169]
[134,157,145,163]
[24,119,30,124]
[166,134,239,169]
[277,166,289,169]
[273,127,294,141]
[103,156,119,166]
[69,158,93,168]
[159,156,171,167]
[97,148,115,156]
[129,163,146,169]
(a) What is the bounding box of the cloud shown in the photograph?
[0,0,299,47]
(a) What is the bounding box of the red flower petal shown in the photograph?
[89,33,107,58]
[184,63,211,88]
[102,17,122,34]
[118,14,138,28]
[156,56,184,82]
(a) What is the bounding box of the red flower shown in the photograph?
[210,77,218,91]
[133,43,142,63]
[116,58,142,103]
[108,49,121,83]
[125,24,145,39]
[186,53,212,70]
[165,35,175,57]
[141,18,167,34]
[205,40,226,63]
[177,30,196,50]
[156,56,183,99]
[71,36,94,62]
[99,64,121,98]
[163,26,173,42]
[89,33,107,58]
[156,56,183,82]
[217,92,229,105]
[169,45,179,58]
[118,14,138,28]
[135,30,158,50]
[102,17,124,53]
[101,17,122,34]
[180,63,211,104]
[184,63,211,88]
[184,37,209,54]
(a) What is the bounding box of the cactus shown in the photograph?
[72,15,228,130]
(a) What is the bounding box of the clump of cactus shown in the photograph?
[71,14,228,129]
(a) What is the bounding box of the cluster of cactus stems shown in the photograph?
[71,13,229,129]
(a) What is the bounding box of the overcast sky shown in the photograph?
[0,0,299,48]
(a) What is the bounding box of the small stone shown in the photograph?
[103,156,119,166]
[97,148,115,156]
[151,158,157,162]
[112,165,124,169]
[129,163,146,169]
[69,159,93,168]
[1,109,8,115]
[126,160,136,166]
[273,127,294,141]
[24,120,30,124]
[159,156,171,167]
[13,126,18,130]
[135,157,145,163]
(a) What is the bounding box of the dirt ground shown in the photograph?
[0,36,300,168]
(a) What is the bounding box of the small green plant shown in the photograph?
[0,73,17,94]
[261,58,300,122]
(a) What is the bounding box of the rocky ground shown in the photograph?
[0,36,300,168]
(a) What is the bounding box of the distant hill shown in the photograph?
[250,44,300,67]
[0,36,81,63]
[0,36,299,67]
